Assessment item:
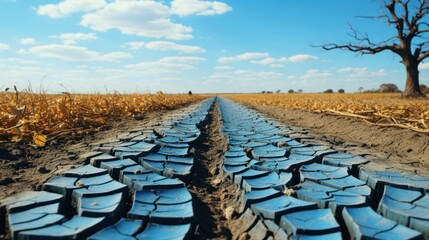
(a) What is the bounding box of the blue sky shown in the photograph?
[1,0,428,93]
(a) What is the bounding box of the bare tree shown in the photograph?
[322,0,429,97]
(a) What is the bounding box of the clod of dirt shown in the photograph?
[0,177,13,186]
[238,233,250,240]
[211,177,222,186]
[134,114,144,120]
[38,166,50,174]
[75,181,84,187]
[224,206,235,220]
[283,188,295,196]
[11,161,31,170]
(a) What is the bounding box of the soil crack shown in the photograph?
[189,100,234,239]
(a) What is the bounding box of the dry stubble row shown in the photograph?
[225,93,429,132]
[0,90,206,146]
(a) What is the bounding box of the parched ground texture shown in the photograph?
[0,97,428,240]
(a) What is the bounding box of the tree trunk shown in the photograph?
[403,59,424,97]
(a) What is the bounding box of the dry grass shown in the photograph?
[0,87,207,145]
[225,93,429,132]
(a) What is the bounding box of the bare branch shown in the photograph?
[398,0,412,30]
[322,43,396,55]
[386,0,405,41]
[417,28,429,34]
[418,50,429,62]
[418,22,429,29]
[411,0,429,27]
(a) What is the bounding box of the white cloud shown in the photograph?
[19,38,38,45]
[209,68,282,81]
[251,57,287,67]
[337,67,386,77]
[337,67,356,73]
[270,64,284,68]
[145,41,205,53]
[218,52,318,65]
[214,65,234,71]
[234,69,249,75]
[287,54,318,62]
[50,33,97,45]
[419,63,429,71]
[160,56,206,63]
[102,52,132,61]
[123,42,146,51]
[126,62,194,74]
[126,56,205,74]
[218,52,269,63]
[0,58,37,65]
[24,44,131,61]
[123,41,205,53]
[37,0,106,18]
[300,69,333,80]
[171,0,232,16]
[81,1,193,40]
[0,43,9,50]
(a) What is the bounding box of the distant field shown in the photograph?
[225,93,429,132]
[0,91,206,145]
[3,92,428,146]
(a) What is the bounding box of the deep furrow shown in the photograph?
[188,101,234,239]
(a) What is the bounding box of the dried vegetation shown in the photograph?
[226,93,429,133]
[0,87,206,146]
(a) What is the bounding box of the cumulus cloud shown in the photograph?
[218,52,318,66]
[337,67,386,77]
[251,57,287,67]
[171,0,232,16]
[209,68,282,81]
[123,42,146,51]
[300,69,333,80]
[145,41,205,53]
[287,54,318,62]
[123,41,205,53]
[19,38,38,45]
[23,44,131,61]
[126,62,194,74]
[37,0,230,40]
[37,0,106,18]
[81,1,193,40]
[0,43,9,50]
[126,56,206,74]
[218,52,269,63]
[50,33,97,45]
[214,65,235,71]
[160,56,206,63]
